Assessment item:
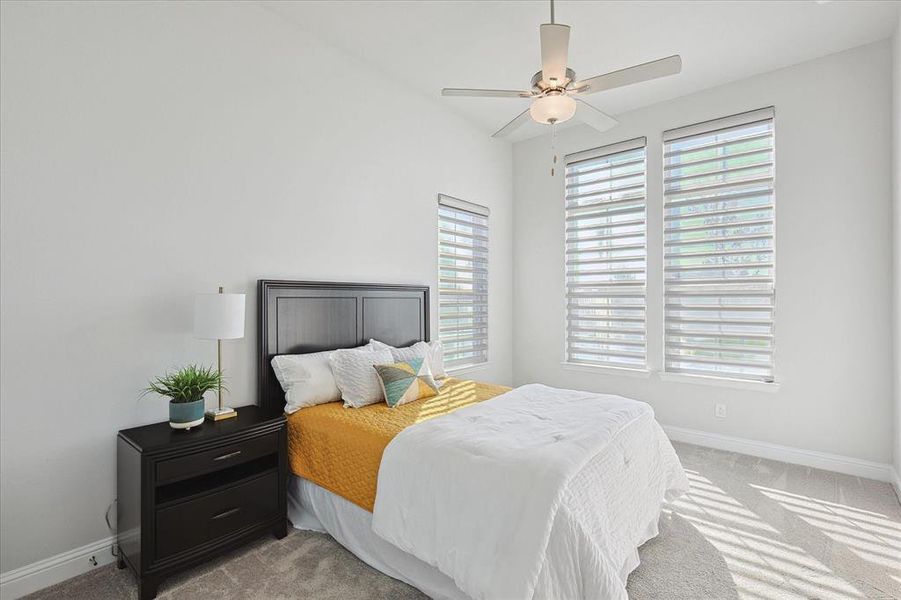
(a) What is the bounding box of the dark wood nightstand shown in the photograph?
[117,405,287,600]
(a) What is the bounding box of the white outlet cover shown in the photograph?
[715,403,727,418]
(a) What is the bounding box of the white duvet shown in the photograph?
[372,384,688,600]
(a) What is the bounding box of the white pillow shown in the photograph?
[370,339,447,379]
[424,340,446,379]
[271,342,374,413]
[329,348,393,408]
[271,351,338,413]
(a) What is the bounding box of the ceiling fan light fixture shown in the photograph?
[529,93,576,125]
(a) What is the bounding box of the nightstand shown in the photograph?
[117,405,287,600]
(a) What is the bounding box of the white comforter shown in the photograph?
[372,384,688,600]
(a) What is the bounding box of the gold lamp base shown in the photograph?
[205,407,237,421]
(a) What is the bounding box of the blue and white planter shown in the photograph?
[169,398,205,430]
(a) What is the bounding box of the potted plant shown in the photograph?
[143,364,223,430]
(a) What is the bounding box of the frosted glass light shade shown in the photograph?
[194,293,245,340]
[529,93,577,125]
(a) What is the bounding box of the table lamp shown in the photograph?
[194,286,245,421]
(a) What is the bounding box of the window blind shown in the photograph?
[564,138,647,369]
[438,195,489,369]
[663,107,775,382]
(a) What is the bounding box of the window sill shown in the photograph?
[560,362,652,379]
[446,362,492,377]
[657,372,781,393]
[557,363,781,391]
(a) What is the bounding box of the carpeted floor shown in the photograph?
[25,442,901,600]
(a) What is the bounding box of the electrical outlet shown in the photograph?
[715,403,726,419]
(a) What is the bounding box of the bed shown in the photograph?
[258,280,688,600]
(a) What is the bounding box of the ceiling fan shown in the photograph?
[442,0,682,138]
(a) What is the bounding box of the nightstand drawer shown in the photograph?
[156,432,278,484]
[155,470,278,559]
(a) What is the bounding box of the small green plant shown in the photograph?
[143,364,224,403]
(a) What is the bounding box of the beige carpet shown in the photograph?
[26,442,901,600]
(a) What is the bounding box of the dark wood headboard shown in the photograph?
[257,280,430,414]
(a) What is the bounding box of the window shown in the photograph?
[663,107,775,382]
[437,195,489,369]
[564,138,647,369]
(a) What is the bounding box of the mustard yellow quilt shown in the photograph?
[286,378,511,512]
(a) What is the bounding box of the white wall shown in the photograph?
[513,41,894,464]
[0,1,513,573]
[893,16,901,489]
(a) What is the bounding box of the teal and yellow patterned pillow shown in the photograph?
[373,358,440,408]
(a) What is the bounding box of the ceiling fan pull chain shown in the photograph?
[551,121,557,176]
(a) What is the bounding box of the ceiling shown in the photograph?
[262,1,900,141]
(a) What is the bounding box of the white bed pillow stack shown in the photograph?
[271,342,376,413]
[272,341,444,412]
[369,339,447,379]
[329,348,394,408]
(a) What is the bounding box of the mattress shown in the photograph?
[286,378,511,512]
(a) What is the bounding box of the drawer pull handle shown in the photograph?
[213,450,242,461]
[211,507,242,520]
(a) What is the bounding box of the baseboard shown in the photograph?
[892,466,901,506]
[0,536,115,600]
[663,425,894,483]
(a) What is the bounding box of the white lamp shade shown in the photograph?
[529,93,577,125]
[194,293,245,340]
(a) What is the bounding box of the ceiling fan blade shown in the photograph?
[442,88,532,98]
[574,99,619,133]
[492,109,532,138]
[573,55,682,95]
[540,24,570,87]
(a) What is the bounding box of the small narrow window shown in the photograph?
[663,107,776,382]
[437,195,489,369]
[564,138,648,369]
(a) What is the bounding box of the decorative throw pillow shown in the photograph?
[271,342,375,413]
[329,348,393,408]
[373,358,440,408]
[369,339,447,379]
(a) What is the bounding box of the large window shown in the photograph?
[437,195,489,369]
[564,138,647,369]
[663,108,775,382]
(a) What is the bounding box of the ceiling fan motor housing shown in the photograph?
[532,67,577,92]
